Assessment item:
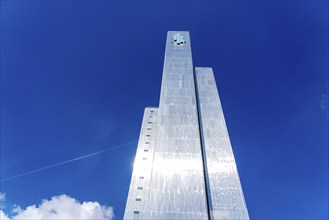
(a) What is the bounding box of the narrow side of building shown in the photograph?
[195,67,249,220]
[124,107,158,220]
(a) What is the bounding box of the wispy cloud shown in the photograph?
[320,89,329,118]
[0,194,114,220]
[0,192,6,210]
[0,193,5,202]
[1,141,136,182]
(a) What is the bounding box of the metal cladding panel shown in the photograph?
[124,107,158,220]
[143,31,208,219]
[195,67,249,220]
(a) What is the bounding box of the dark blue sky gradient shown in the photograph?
[1,1,328,219]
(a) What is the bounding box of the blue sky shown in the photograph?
[0,1,328,219]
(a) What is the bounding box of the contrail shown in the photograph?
[0,141,136,182]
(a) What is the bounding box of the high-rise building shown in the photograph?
[124,31,249,220]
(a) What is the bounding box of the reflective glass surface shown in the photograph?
[144,31,208,219]
[124,32,249,220]
[195,67,249,219]
[124,108,158,220]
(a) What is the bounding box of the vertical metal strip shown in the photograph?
[193,68,213,220]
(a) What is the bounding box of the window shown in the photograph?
[142,158,147,160]
[137,187,143,190]
[133,211,139,214]
[145,142,150,144]
[147,128,151,130]
[136,198,141,201]
[144,149,148,152]
[148,122,152,124]
[139,176,144,179]
[146,134,151,137]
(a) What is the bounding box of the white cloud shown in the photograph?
[0,194,114,220]
[0,193,9,220]
[0,210,10,220]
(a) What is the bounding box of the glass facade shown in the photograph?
[124,31,249,220]
[195,68,249,219]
